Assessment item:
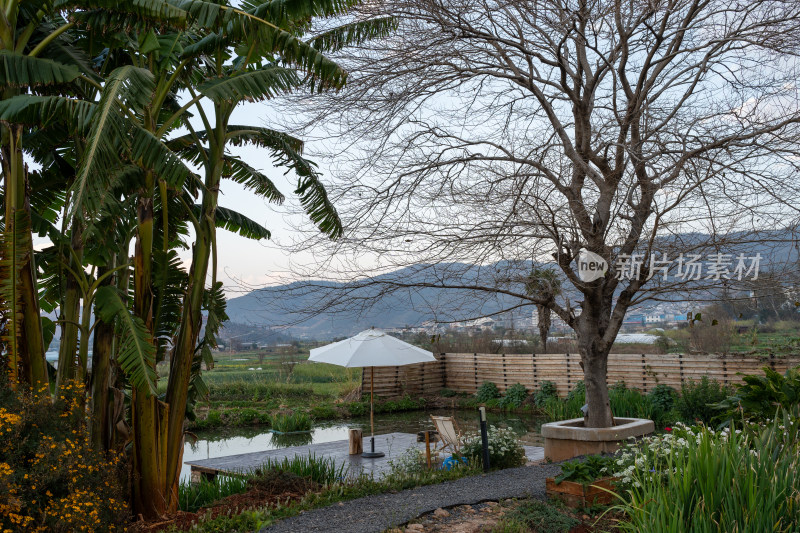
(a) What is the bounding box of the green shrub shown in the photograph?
[462,425,526,470]
[714,365,800,422]
[648,384,676,413]
[499,383,528,408]
[347,402,368,417]
[555,455,615,485]
[566,381,585,403]
[439,388,457,397]
[534,381,558,406]
[476,381,502,402]
[496,500,579,533]
[195,409,224,429]
[675,376,729,424]
[237,408,264,426]
[309,405,338,420]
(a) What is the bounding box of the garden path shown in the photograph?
[260,462,562,533]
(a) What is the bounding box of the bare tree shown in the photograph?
[273,0,800,427]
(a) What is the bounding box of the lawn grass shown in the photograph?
[161,352,362,430]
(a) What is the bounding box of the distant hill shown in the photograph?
[223,231,799,340]
[223,262,527,340]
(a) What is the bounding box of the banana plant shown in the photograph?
[0,0,88,392]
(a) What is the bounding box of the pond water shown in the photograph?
[181,409,545,481]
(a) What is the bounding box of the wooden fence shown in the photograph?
[362,352,800,399]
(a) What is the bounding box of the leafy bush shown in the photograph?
[270,412,312,433]
[495,500,579,533]
[476,381,502,402]
[714,365,800,422]
[675,376,729,424]
[647,384,676,413]
[612,411,800,532]
[555,455,616,485]
[309,405,338,420]
[439,388,458,397]
[499,383,528,408]
[462,425,526,470]
[388,448,428,476]
[566,381,585,403]
[237,408,269,426]
[0,380,128,532]
[195,409,224,429]
[534,381,558,406]
[347,401,369,417]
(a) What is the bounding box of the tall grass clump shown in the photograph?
[270,412,312,433]
[541,381,677,429]
[613,409,800,532]
[257,454,347,486]
[178,476,250,512]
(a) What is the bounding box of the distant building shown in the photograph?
[623,314,646,327]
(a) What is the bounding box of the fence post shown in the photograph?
[474,353,478,392]
[440,353,447,390]
[502,353,508,391]
[641,353,647,393]
[532,353,537,389]
[722,357,728,386]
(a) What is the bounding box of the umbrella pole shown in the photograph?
[370,366,375,439]
[362,366,384,458]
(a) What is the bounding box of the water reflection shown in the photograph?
[181,409,545,481]
[270,431,313,447]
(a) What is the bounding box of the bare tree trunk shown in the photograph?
[537,304,550,353]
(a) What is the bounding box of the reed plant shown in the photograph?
[256,454,348,486]
[178,476,250,513]
[270,412,312,433]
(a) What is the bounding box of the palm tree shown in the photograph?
[526,267,562,353]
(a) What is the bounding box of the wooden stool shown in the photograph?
[348,428,363,455]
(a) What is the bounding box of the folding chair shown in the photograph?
[430,415,463,455]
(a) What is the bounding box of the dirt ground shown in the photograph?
[387,499,623,533]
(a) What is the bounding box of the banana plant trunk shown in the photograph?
[131,176,170,518]
[56,218,84,392]
[164,147,224,506]
[1,122,48,391]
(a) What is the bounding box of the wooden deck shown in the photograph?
[185,432,545,482]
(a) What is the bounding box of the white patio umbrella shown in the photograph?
[309,328,436,457]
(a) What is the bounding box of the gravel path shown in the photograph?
[260,463,562,533]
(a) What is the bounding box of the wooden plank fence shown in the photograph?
[362,353,800,399]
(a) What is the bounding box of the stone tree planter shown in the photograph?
[541,417,654,462]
